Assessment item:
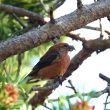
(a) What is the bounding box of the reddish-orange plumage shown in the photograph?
[28,43,74,80]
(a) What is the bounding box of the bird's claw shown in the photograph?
[54,75,63,85]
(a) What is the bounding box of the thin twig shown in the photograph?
[42,105,52,110]
[99,73,110,109]
[94,0,103,38]
[107,15,110,22]
[99,73,110,84]
[99,18,103,38]
[40,0,48,13]
[53,0,66,10]
[84,26,101,31]
[40,0,65,23]
[67,80,77,93]
[50,0,65,23]
[12,13,27,29]
[40,0,65,13]
[49,7,55,23]
[105,30,110,35]
[104,94,109,110]
[77,0,83,9]
[11,13,29,37]
[66,32,86,43]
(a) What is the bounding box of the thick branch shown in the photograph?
[0,0,110,62]
[0,3,46,25]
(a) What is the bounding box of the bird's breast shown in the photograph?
[59,54,71,74]
[37,54,71,79]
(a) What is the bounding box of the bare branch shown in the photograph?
[42,105,52,110]
[99,18,103,38]
[105,30,110,35]
[12,13,27,29]
[99,73,110,83]
[77,0,83,9]
[40,0,66,13]
[104,94,109,109]
[53,0,66,10]
[67,80,77,93]
[66,32,86,42]
[84,26,101,31]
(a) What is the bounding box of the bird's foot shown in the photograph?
[54,75,63,85]
[49,35,60,44]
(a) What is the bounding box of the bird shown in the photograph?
[27,42,75,83]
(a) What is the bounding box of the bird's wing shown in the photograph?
[29,50,59,76]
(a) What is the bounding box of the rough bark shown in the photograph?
[0,0,110,62]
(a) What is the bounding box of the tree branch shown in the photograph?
[66,33,86,42]
[0,0,110,62]
[0,3,46,25]
[84,26,101,31]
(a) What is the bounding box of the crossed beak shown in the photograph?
[68,45,75,51]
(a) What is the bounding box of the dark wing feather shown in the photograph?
[29,50,59,76]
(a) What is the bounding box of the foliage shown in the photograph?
[47,92,94,110]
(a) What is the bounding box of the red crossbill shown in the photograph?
[28,43,75,83]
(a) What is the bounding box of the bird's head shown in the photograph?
[50,43,75,53]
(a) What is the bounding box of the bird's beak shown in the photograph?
[68,45,75,51]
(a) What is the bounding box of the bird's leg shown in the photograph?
[49,35,60,44]
[54,75,63,85]
[58,75,63,85]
